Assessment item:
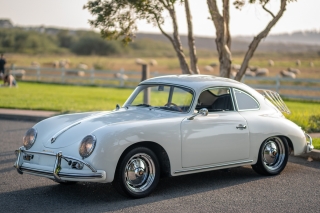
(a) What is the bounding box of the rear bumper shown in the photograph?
[14,147,106,182]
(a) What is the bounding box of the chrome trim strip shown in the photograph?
[51,122,81,143]
[305,133,314,153]
[174,160,253,174]
[233,88,260,112]
[127,83,196,114]
[21,166,103,179]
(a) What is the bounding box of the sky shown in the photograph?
[0,0,319,37]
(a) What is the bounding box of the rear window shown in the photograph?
[234,89,259,111]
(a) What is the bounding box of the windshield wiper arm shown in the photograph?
[135,104,152,107]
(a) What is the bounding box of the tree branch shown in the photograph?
[262,1,275,18]
[235,0,287,81]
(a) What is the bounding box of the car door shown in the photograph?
[181,87,250,168]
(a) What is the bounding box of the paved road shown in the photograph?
[1,119,319,213]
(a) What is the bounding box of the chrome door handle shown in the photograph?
[236,124,247,130]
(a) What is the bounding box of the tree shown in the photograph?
[207,0,232,78]
[207,0,294,80]
[234,0,292,81]
[84,0,200,74]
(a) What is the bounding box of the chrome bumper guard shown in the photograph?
[14,146,104,182]
[305,133,313,153]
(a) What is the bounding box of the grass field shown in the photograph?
[313,138,320,150]
[4,54,320,79]
[1,82,319,133]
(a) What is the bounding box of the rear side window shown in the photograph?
[234,89,259,111]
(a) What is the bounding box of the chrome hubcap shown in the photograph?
[262,137,285,171]
[125,153,155,193]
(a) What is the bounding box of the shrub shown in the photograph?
[308,115,320,132]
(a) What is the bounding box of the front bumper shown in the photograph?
[14,147,106,182]
[305,133,313,153]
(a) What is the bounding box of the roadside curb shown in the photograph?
[0,109,57,122]
[299,149,320,161]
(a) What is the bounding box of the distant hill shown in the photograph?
[1,18,320,54]
[237,31,320,46]
[136,32,320,53]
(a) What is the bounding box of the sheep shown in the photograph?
[268,60,274,67]
[245,69,256,77]
[231,64,241,71]
[280,70,296,79]
[209,62,218,67]
[59,60,70,69]
[65,70,85,77]
[309,62,314,67]
[296,60,301,66]
[77,63,88,70]
[114,73,128,81]
[30,61,40,67]
[135,58,146,65]
[249,66,258,72]
[149,59,158,66]
[255,68,269,76]
[287,68,301,75]
[204,65,214,72]
[53,61,59,68]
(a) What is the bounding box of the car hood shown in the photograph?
[39,109,171,149]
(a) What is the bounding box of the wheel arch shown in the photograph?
[115,141,171,179]
[280,135,294,154]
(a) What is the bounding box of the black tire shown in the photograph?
[252,136,289,176]
[113,147,160,198]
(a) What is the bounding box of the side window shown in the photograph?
[234,89,259,111]
[197,87,234,112]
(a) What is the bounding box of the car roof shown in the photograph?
[140,75,245,91]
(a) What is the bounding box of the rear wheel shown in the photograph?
[113,147,160,198]
[252,136,289,176]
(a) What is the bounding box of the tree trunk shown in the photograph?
[235,0,287,81]
[167,5,192,74]
[207,0,232,78]
[184,0,200,74]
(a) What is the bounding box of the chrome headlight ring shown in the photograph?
[23,128,37,150]
[79,135,97,159]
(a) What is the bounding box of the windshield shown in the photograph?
[124,84,194,113]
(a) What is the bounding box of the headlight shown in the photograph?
[23,128,37,150]
[79,135,97,159]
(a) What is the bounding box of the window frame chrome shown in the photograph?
[232,88,260,112]
[196,86,236,114]
[124,83,196,114]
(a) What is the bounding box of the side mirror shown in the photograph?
[199,108,208,116]
[115,104,120,111]
[188,108,208,120]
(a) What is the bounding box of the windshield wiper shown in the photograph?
[133,104,152,107]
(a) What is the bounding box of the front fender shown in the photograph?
[90,117,183,182]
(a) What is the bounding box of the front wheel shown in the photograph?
[113,147,160,198]
[252,136,289,176]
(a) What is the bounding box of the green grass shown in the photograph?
[0,82,133,113]
[1,82,319,133]
[313,138,320,150]
[285,100,320,132]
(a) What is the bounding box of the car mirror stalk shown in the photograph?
[188,108,208,120]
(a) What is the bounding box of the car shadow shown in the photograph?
[0,166,271,212]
